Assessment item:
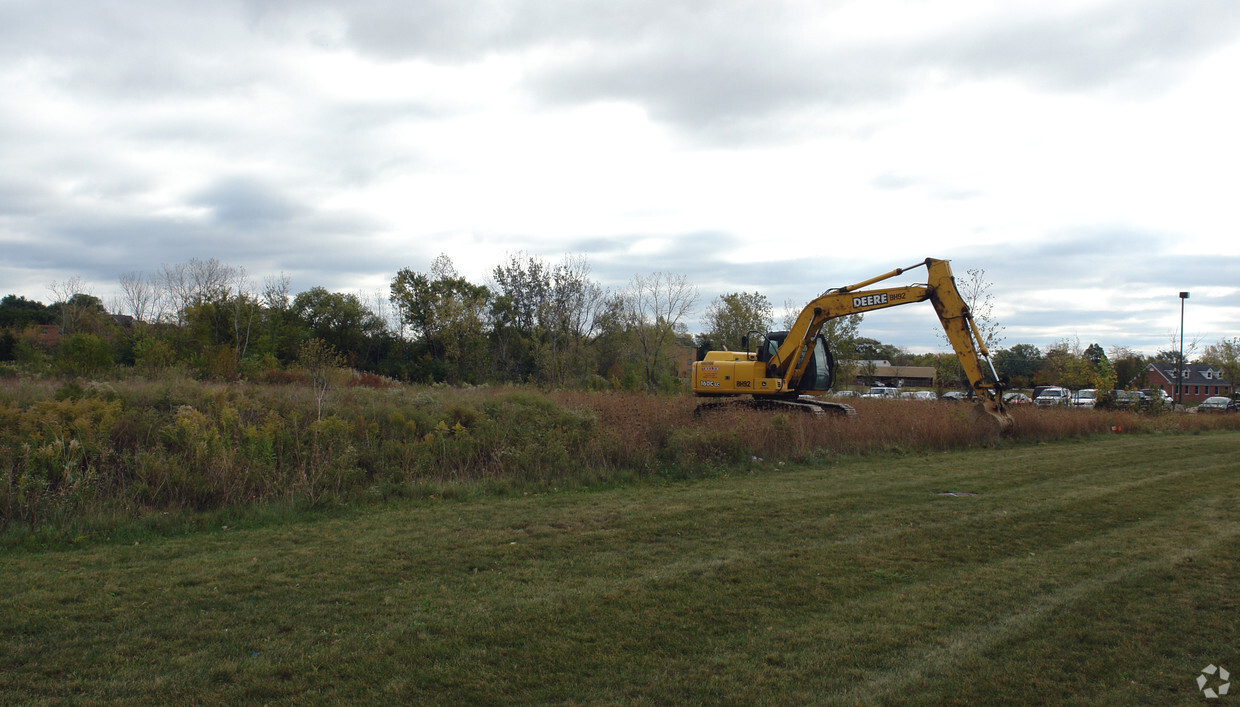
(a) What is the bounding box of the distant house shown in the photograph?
[848,360,936,389]
[673,344,697,379]
[35,324,61,349]
[1144,363,1234,404]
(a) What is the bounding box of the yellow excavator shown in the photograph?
[691,258,1015,431]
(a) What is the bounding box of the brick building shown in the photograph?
[1144,363,1234,404]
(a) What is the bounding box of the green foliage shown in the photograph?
[291,287,386,367]
[853,337,906,363]
[55,333,113,377]
[390,255,491,383]
[0,294,56,329]
[704,291,773,352]
[994,343,1042,386]
[1200,337,1240,385]
[133,336,178,374]
[1090,356,1117,393]
[0,330,17,362]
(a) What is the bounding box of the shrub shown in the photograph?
[55,333,113,378]
[3,379,1239,538]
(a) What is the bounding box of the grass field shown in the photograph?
[3,431,1239,704]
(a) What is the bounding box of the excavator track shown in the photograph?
[694,396,857,418]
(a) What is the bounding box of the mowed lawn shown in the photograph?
[4,432,1238,704]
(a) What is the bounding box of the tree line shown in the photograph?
[0,255,700,391]
[3,256,1237,393]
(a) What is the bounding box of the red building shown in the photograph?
[1144,363,1234,404]
[35,324,62,349]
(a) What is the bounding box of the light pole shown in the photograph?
[1178,291,1189,406]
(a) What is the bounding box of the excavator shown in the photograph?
[691,258,1015,431]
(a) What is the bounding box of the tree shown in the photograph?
[56,333,113,377]
[1152,350,1179,364]
[258,273,299,362]
[48,277,100,336]
[1108,345,1147,388]
[1200,337,1240,385]
[299,338,345,421]
[0,329,16,361]
[118,272,158,323]
[704,292,773,352]
[942,267,1004,351]
[489,253,551,381]
[291,287,386,367]
[853,337,905,363]
[993,344,1042,387]
[1037,339,1092,389]
[1083,343,1106,366]
[591,293,638,386]
[157,258,235,328]
[933,353,961,393]
[390,255,490,383]
[1090,356,1117,394]
[624,272,698,390]
[0,295,55,329]
[543,254,607,385]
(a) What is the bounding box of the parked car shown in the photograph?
[1003,392,1032,406]
[1197,396,1238,413]
[905,390,937,401]
[1110,390,1149,409]
[941,391,969,401]
[1140,388,1172,405]
[1031,385,1058,400]
[830,390,859,399]
[861,386,899,399]
[1070,389,1097,408]
[1034,386,1071,406]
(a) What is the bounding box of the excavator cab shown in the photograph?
[758,332,834,395]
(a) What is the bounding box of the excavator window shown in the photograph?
[757,331,834,393]
[805,335,834,392]
[757,332,787,364]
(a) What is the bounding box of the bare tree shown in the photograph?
[934,267,1003,352]
[159,262,192,327]
[544,254,607,385]
[625,272,699,390]
[262,273,292,313]
[188,257,234,303]
[229,267,258,358]
[956,267,1004,351]
[299,338,345,421]
[118,271,157,323]
[48,276,90,336]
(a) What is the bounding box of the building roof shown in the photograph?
[1146,362,1233,386]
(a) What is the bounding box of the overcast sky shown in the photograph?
[3,0,1237,355]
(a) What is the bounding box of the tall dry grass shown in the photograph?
[3,378,1238,534]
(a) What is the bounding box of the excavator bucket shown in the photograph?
[976,399,1016,433]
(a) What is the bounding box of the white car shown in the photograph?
[861,386,900,399]
[1034,386,1071,406]
[1070,389,1097,408]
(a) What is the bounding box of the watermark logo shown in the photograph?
[1197,665,1231,699]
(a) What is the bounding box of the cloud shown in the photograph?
[523,0,1240,138]
[193,177,302,229]
[2,0,1238,356]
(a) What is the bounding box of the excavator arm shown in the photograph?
[719,258,1013,431]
